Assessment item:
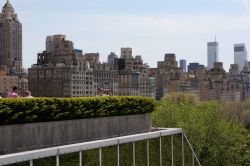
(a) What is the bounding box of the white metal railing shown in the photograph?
[0,128,201,166]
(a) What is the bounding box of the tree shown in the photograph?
[152,93,250,165]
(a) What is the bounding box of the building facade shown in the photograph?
[234,43,247,71]
[0,66,28,97]
[0,1,28,98]
[152,53,184,100]
[188,63,205,75]
[118,48,155,98]
[94,64,118,96]
[0,0,22,74]
[29,35,91,97]
[29,35,119,97]
[108,52,118,65]
[180,59,187,72]
[207,42,219,70]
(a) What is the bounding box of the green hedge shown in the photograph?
[0,97,155,125]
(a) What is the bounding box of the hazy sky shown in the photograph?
[6,0,250,71]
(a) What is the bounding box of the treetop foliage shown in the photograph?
[152,93,250,166]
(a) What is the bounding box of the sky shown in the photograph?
[5,0,250,71]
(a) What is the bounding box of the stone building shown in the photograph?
[94,64,118,96]
[186,62,250,101]
[118,69,140,96]
[28,35,119,97]
[0,1,28,97]
[206,62,229,101]
[228,63,250,100]
[29,35,92,97]
[108,52,118,65]
[118,48,155,98]
[152,53,184,100]
[0,0,22,74]
[0,66,28,97]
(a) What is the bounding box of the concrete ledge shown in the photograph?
[0,114,151,154]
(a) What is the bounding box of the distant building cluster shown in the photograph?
[1,1,250,101]
[28,35,155,98]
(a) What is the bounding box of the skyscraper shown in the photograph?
[0,0,22,73]
[46,36,53,53]
[234,43,247,71]
[179,59,187,72]
[108,52,118,64]
[207,42,219,69]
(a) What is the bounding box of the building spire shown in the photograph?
[3,0,14,11]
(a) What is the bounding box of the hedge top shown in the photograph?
[0,96,155,125]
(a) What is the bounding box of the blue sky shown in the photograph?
[6,0,250,70]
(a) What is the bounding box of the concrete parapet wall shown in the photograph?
[0,114,151,154]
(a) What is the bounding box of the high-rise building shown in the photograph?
[29,35,91,97]
[108,52,118,64]
[234,43,247,71]
[121,48,132,59]
[118,48,155,98]
[153,53,183,99]
[46,36,53,53]
[0,0,22,73]
[207,42,219,70]
[188,63,205,74]
[180,59,187,72]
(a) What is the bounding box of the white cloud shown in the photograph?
[20,3,250,71]
[242,0,250,12]
[23,12,250,69]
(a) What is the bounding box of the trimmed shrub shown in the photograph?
[0,96,155,125]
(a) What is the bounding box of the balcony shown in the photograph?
[0,128,201,166]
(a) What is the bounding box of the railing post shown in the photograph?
[171,135,174,166]
[182,133,185,166]
[29,160,33,166]
[99,148,102,166]
[133,141,136,166]
[117,140,120,166]
[79,151,82,166]
[147,139,150,166]
[159,133,162,166]
[56,153,60,166]
[192,153,195,166]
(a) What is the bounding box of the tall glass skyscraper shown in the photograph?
[179,59,187,72]
[234,43,247,71]
[207,42,219,69]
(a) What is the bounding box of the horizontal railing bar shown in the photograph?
[0,128,182,165]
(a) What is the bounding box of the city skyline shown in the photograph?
[6,0,250,71]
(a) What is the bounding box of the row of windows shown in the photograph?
[72,91,93,95]
[72,86,93,89]
[72,81,93,85]
[94,73,118,78]
[73,71,92,75]
[95,80,118,84]
[72,76,93,80]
